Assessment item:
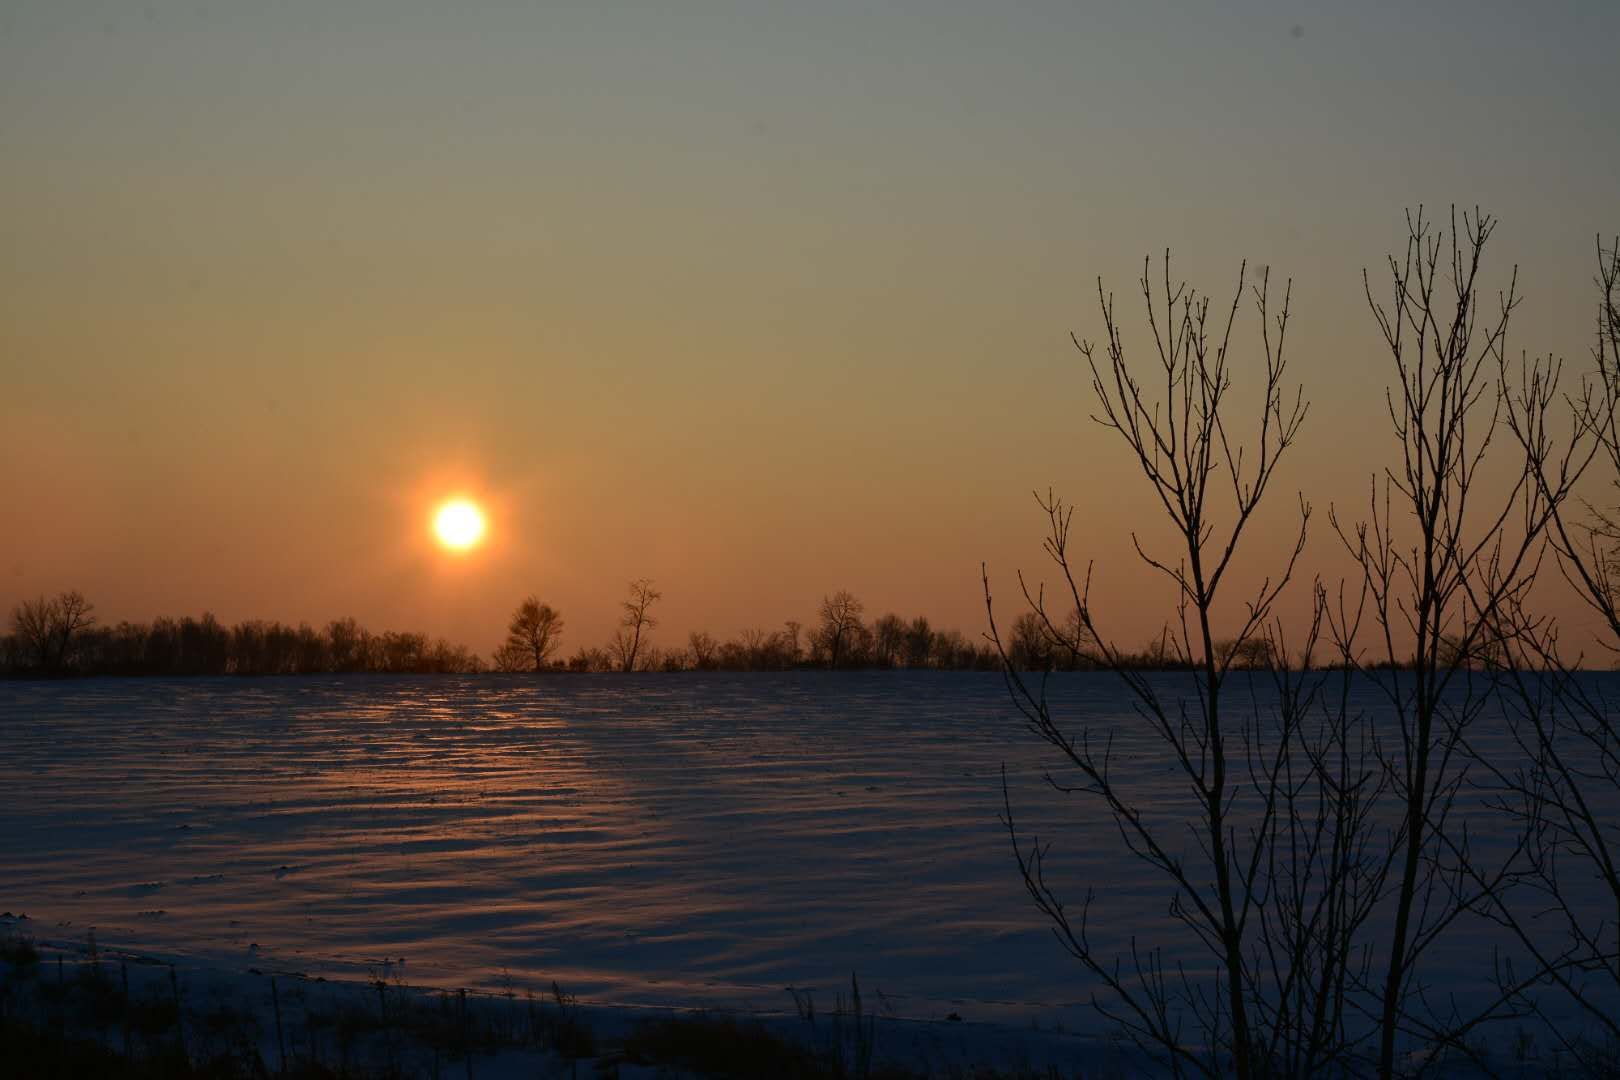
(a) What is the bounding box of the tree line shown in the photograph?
[3,576,1215,679]
[0,594,484,677]
[493,581,1197,673]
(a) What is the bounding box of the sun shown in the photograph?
[433,498,486,552]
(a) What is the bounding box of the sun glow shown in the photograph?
[433,499,487,552]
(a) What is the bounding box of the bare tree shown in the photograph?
[1543,234,1620,640]
[610,578,661,672]
[734,627,774,669]
[1323,208,1583,1075]
[326,617,370,673]
[54,592,95,670]
[903,616,934,668]
[872,613,907,668]
[988,253,1354,1078]
[491,640,531,673]
[10,590,96,674]
[505,596,565,672]
[687,630,719,670]
[10,596,56,671]
[813,590,864,669]
[1448,232,1620,1073]
[1005,612,1052,671]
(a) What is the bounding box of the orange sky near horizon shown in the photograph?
[3,2,1617,660]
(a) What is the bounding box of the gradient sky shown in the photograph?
[3,1,1617,657]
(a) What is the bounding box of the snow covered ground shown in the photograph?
[2,671,1617,1073]
[1,920,1151,1078]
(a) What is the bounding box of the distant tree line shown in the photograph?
[1,591,482,677]
[4,578,1456,682]
[2,579,1207,679]
[490,580,1203,674]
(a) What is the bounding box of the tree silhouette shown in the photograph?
[326,617,368,673]
[10,590,96,674]
[869,613,905,668]
[10,596,56,672]
[988,251,1323,1078]
[813,591,864,669]
[609,578,661,672]
[1446,231,1620,1071]
[505,596,565,672]
[1322,209,1583,1076]
[903,616,933,668]
[987,214,1603,1076]
[686,630,719,670]
[1005,612,1051,671]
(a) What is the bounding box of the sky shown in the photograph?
[2,1,1617,658]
